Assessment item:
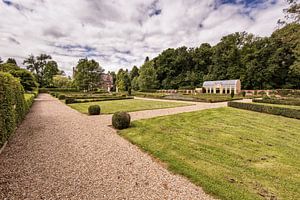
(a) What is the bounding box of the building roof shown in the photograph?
[203,79,239,87]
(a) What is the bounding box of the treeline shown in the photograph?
[116,23,300,91]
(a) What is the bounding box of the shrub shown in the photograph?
[230,91,234,98]
[88,105,101,115]
[228,102,300,119]
[58,94,66,100]
[112,112,131,129]
[253,98,300,106]
[241,91,246,97]
[65,98,75,104]
[0,72,29,147]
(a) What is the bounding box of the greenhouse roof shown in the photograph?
[203,80,239,87]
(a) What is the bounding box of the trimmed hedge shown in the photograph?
[228,101,300,119]
[58,94,66,100]
[65,96,133,104]
[65,98,76,104]
[112,112,131,129]
[88,105,101,115]
[0,72,34,147]
[253,98,300,106]
[39,88,79,93]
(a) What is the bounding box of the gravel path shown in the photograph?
[0,94,216,200]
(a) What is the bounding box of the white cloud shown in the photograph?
[0,0,288,75]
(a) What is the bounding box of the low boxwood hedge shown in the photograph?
[39,88,79,93]
[0,72,36,147]
[228,101,300,119]
[253,98,300,106]
[65,96,133,104]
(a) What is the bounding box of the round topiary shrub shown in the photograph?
[88,105,101,115]
[65,98,75,104]
[112,112,131,129]
[58,94,66,100]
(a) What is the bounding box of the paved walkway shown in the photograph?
[0,94,249,199]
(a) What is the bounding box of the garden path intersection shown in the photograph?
[0,94,250,199]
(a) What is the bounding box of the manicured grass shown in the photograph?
[120,107,300,200]
[68,99,192,114]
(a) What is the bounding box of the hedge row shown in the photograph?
[228,101,300,119]
[0,72,36,147]
[39,88,79,93]
[253,98,300,106]
[65,96,133,104]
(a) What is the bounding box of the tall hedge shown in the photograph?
[228,101,300,119]
[0,72,27,147]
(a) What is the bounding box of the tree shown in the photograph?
[279,0,300,24]
[73,58,104,91]
[23,54,59,87]
[43,61,59,87]
[6,58,17,65]
[109,71,117,91]
[0,57,3,64]
[53,75,73,88]
[0,62,37,91]
[130,65,139,80]
[10,69,37,91]
[131,76,139,91]
[138,61,158,90]
[116,69,130,91]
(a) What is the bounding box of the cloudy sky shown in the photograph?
[0,0,287,75]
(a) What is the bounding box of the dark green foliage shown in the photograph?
[58,94,66,100]
[116,69,131,91]
[88,105,101,115]
[241,91,246,97]
[65,96,133,104]
[128,87,132,96]
[112,112,131,129]
[253,98,300,106]
[23,54,60,87]
[228,101,300,119]
[73,58,104,91]
[38,88,79,93]
[65,98,75,104]
[0,72,33,147]
[230,91,235,98]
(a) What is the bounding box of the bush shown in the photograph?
[230,91,235,98]
[65,98,75,104]
[88,105,101,115]
[38,88,79,93]
[0,72,29,147]
[112,112,131,129]
[58,94,66,100]
[241,91,246,97]
[253,98,300,106]
[228,101,300,119]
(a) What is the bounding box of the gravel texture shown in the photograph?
[0,94,216,200]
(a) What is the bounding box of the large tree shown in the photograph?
[116,69,131,92]
[73,58,104,91]
[23,54,59,87]
[138,61,158,90]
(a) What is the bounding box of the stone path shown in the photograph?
[0,94,249,199]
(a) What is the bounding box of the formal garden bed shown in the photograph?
[68,99,192,114]
[119,107,300,200]
[133,92,246,102]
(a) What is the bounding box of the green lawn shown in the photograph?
[120,107,300,200]
[68,99,192,114]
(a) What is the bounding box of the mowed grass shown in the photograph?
[68,99,192,114]
[120,107,300,200]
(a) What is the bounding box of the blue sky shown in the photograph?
[0,0,287,74]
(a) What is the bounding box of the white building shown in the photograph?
[203,80,241,94]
